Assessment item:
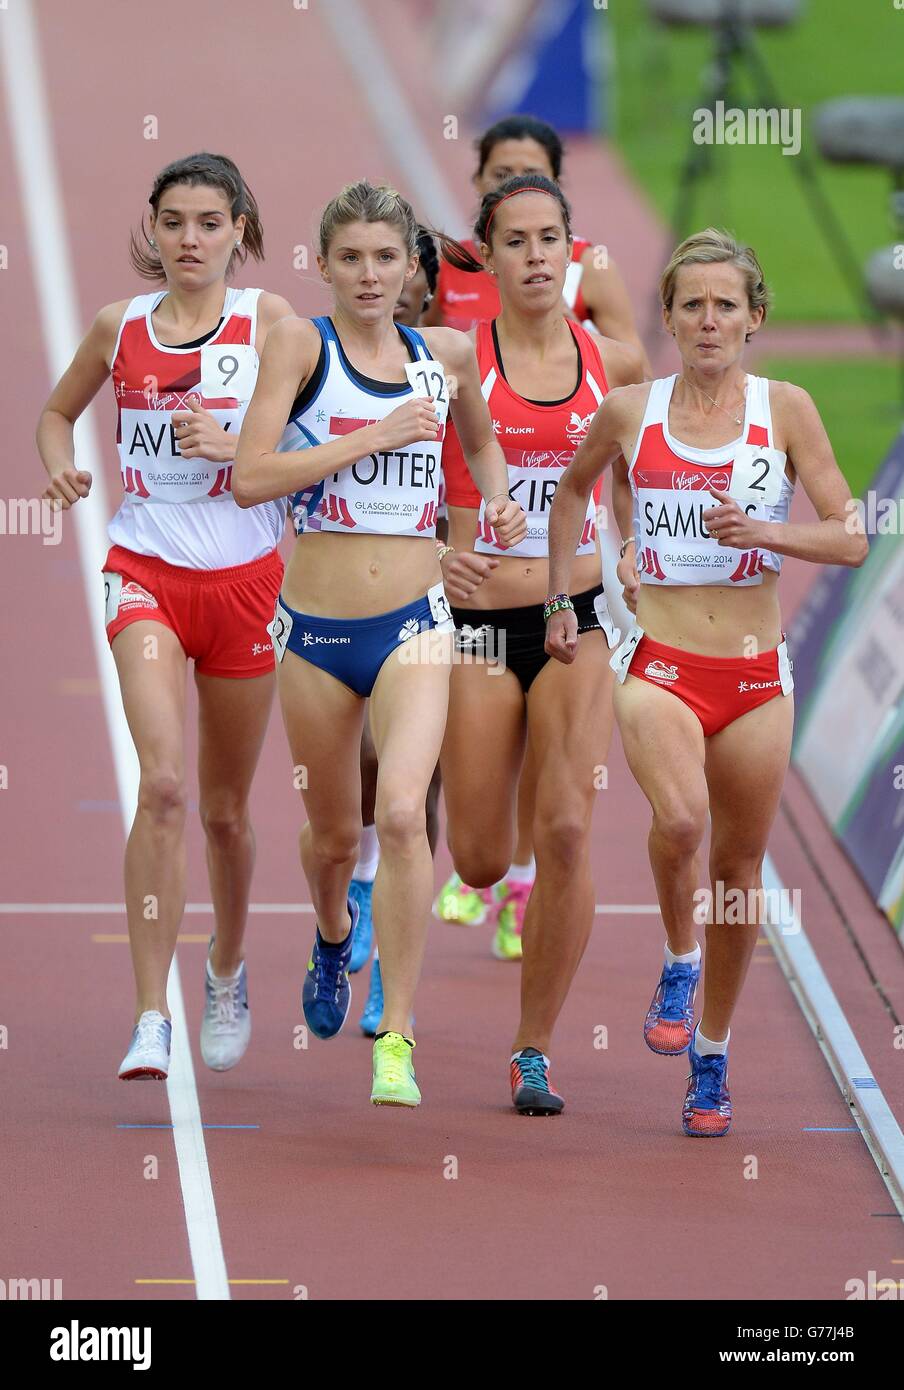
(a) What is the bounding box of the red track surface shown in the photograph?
[2,0,902,1301]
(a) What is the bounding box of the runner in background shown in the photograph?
[37,153,294,1081]
[355,231,444,1035]
[427,112,650,948]
[545,228,867,1135]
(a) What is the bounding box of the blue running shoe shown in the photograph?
[359,955,384,1036]
[643,958,700,1055]
[302,899,357,1040]
[348,878,374,974]
[683,1040,732,1137]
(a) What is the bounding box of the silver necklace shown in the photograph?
[680,375,744,427]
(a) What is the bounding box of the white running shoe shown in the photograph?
[119,1010,172,1080]
[200,950,251,1071]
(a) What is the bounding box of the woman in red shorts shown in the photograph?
[546,228,867,1135]
[38,153,294,1081]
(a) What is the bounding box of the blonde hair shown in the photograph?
[318,181,419,257]
[659,228,771,325]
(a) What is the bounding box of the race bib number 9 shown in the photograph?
[199,344,259,402]
[405,361,449,425]
[728,444,786,507]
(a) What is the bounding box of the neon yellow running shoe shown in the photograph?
[433,871,494,926]
[491,879,532,961]
[371,1032,420,1107]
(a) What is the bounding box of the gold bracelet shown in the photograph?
[436,544,455,562]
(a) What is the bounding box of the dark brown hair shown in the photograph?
[437,174,573,274]
[129,153,264,282]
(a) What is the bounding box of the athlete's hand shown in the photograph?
[42,468,93,509]
[617,547,640,615]
[485,496,526,550]
[703,488,764,550]
[545,606,579,665]
[172,397,236,462]
[440,550,499,604]
[371,398,440,453]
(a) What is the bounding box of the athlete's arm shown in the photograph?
[577,251,651,375]
[701,381,869,567]
[37,300,127,508]
[546,385,644,663]
[425,327,525,549]
[233,317,440,507]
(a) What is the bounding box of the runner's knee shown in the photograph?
[137,771,187,827]
[375,795,426,856]
[199,797,250,847]
[650,804,706,858]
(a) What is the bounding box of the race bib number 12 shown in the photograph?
[405,361,449,425]
[728,444,786,507]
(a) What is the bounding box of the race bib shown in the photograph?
[199,343,259,402]
[427,580,455,631]
[592,591,621,650]
[728,444,786,507]
[609,623,644,683]
[405,360,449,425]
[103,571,122,625]
[268,599,293,663]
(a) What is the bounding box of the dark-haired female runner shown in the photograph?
[437,175,645,1112]
[38,153,294,1080]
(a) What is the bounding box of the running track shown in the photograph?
[1,0,902,1301]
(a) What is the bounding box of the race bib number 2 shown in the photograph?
[728,444,786,507]
[199,344,259,402]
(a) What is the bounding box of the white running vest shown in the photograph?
[283,317,445,539]
[628,374,794,587]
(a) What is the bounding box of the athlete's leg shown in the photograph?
[513,634,613,1054]
[112,621,188,1021]
[275,652,366,942]
[512,740,537,867]
[367,629,452,1034]
[359,708,378,826]
[195,670,275,976]
[701,693,795,1040]
[440,658,526,889]
[612,676,710,955]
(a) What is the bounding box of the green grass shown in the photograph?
[758,356,901,496]
[606,1,903,322]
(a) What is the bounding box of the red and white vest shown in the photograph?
[108,286,284,569]
[442,317,607,558]
[629,374,794,587]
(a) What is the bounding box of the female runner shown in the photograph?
[353,231,445,1034]
[546,228,867,1134]
[233,182,524,1107]
[437,175,645,1112]
[38,153,294,1080]
[428,113,649,944]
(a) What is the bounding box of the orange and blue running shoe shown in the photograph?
[510,1047,564,1115]
[682,1039,732,1137]
[643,958,700,1055]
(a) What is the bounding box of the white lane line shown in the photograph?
[320,0,464,233]
[0,0,229,1300]
[763,852,904,1221]
[0,902,660,916]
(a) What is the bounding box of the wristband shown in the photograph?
[619,537,636,559]
[486,491,509,508]
[543,593,574,624]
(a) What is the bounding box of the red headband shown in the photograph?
[483,186,561,238]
